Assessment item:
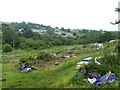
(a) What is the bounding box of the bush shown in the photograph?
[20,54,34,63]
[83,53,120,77]
[82,44,87,48]
[114,44,120,54]
[3,44,12,53]
[19,43,27,49]
[37,51,52,61]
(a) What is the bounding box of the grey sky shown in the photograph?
[0,0,119,31]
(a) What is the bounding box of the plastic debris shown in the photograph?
[95,71,117,85]
[76,57,93,69]
[0,77,6,81]
[88,78,97,84]
[94,57,101,65]
[20,68,32,72]
[82,57,93,62]
[19,63,38,72]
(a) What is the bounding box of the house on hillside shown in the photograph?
[32,29,47,34]
[18,29,24,32]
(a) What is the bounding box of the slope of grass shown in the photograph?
[2,52,100,88]
[2,43,117,88]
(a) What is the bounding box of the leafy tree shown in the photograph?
[32,32,40,40]
[2,25,19,48]
[98,32,113,42]
[61,27,65,31]
[23,27,33,38]
[73,32,77,36]
[3,44,12,52]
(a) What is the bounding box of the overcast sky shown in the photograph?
[0,0,119,31]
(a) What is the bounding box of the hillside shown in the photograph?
[1,21,120,89]
[1,42,120,88]
[2,22,119,50]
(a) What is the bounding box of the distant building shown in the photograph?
[18,29,23,32]
[32,29,47,34]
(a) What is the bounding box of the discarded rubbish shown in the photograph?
[88,72,101,79]
[61,54,70,58]
[82,57,93,62]
[79,67,87,74]
[77,61,88,65]
[61,52,74,58]
[19,63,38,72]
[0,78,6,81]
[76,56,117,85]
[76,57,93,69]
[76,65,117,85]
[88,78,97,84]
[94,57,101,65]
[95,71,117,85]
[31,66,38,70]
[107,73,117,83]
[94,60,101,65]
[20,68,32,72]
[55,62,59,65]
[96,43,104,49]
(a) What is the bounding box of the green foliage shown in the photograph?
[1,8,120,88]
[82,44,87,48]
[19,43,27,49]
[98,32,113,42]
[20,55,30,63]
[23,28,33,38]
[20,54,35,63]
[19,37,48,50]
[2,26,20,48]
[3,44,12,53]
[2,44,119,88]
[2,22,119,50]
[114,43,120,54]
[84,53,120,77]
[37,51,52,61]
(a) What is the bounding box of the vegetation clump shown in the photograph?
[37,51,53,61]
[3,44,12,53]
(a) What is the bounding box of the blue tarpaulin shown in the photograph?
[108,73,117,82]
[82,57,93,62]
[96,73,117,85]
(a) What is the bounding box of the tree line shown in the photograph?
[2,22,119,52]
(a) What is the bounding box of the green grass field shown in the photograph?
[1,44,119,88]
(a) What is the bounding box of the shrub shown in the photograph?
[82,44,87,48]
[20,54,34,63]
[3,44,12,53]
[19,43,27,49]
[114,44,120,54]
[83,53,120,78]
[37,51,52,61]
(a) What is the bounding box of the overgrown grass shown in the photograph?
[2,52,100,88]
[2,43,118,88]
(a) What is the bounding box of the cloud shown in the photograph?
[0,0,119,31]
